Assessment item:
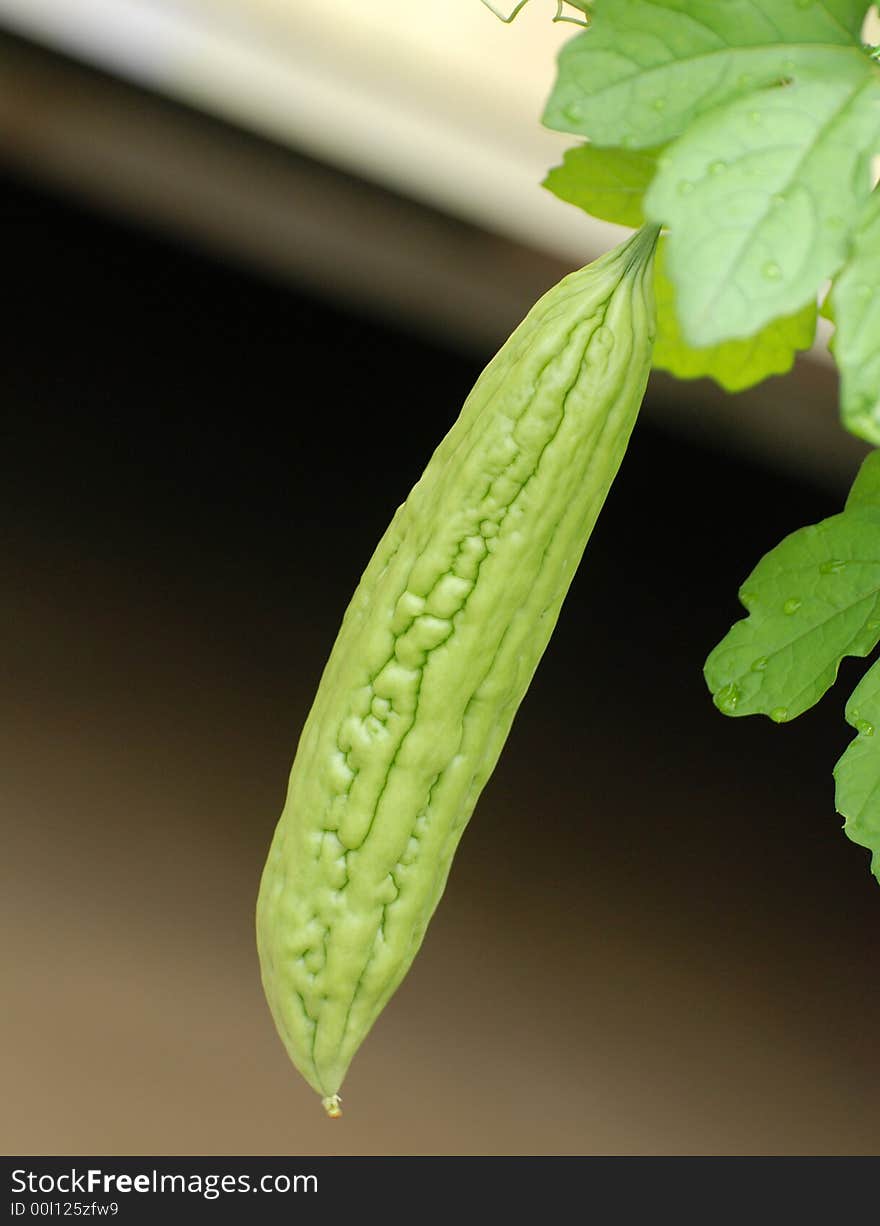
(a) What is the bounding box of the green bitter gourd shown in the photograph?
[256,224,659,1116]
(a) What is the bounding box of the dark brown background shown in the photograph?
[3,168,878,1156]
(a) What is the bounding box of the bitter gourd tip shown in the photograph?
[322,1094,343,1119]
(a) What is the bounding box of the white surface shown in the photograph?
[0,0,620,263]
[2,0,869,365]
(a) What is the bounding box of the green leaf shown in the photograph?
[819,287,835,323]
[542,144,660,226]
[542,0,869,149]
[652,236,817,390]
[834,661,880,883]
[826,191,880,445]
[644,67,880,346]
[704,449,880,723]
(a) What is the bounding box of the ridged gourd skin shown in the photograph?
[256,224,659,1114]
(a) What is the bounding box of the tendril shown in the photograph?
[480,0,531,22]
[553,0,590,26]
[480,0,590,26]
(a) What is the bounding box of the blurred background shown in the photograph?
[2,0,879,1157]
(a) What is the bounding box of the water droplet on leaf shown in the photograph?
[709,160,726,175]
[783,597,802,615]
[763,261,782,280]
[564,102,583,122]
[716,683,740,712]
[819,559,846,575]
[751,657,768,672]
[856,719,875,736]
[651,97,666,111]
[677,179,695,195]
[770,707,789,723]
